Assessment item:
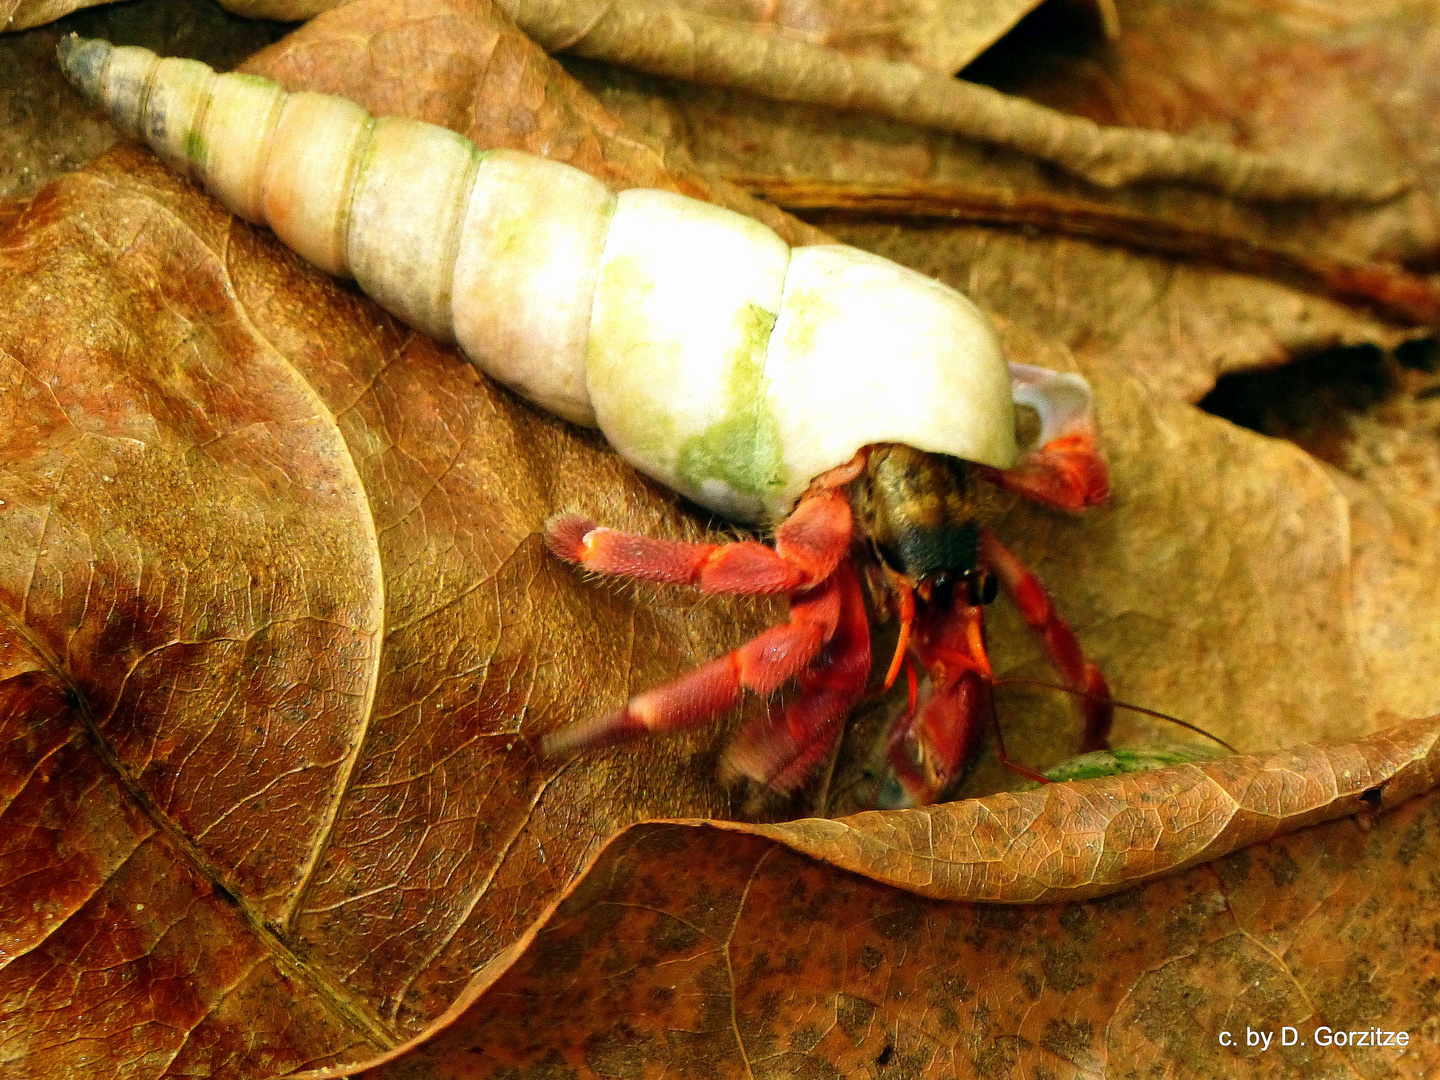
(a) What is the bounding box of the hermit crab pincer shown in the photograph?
[59,34,1114,808]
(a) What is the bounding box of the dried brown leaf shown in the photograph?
[226,0,1069,74]
[2,0,94,33]
[306,739,1440,1078]
[14,0,1395,199]
[211,0,1398,199]
[747,715,1440,900]
[493,0,1400,200]
[652,0,1067,73]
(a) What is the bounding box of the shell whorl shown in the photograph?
[59,35,1021,522]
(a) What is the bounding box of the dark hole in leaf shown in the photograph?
[1198,344,1396,467]
[876,1042,895,1066]
[960,0,1109,89]
[1361,785,1385,809]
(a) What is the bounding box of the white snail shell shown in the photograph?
[59,35,1020,523]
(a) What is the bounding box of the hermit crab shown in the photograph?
[59,35,1113,807]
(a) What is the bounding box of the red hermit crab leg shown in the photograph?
[720,559,871,793]
[542,570,845,755]
[542,488,859,756]
[981,531,1113,753]
[545,487,850,594]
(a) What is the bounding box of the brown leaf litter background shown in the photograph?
[3,0,1440,1076]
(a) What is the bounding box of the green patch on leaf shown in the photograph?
[1038,745,1226,784]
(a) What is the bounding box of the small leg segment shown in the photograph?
[981,530,1112,752]
[720,560,871,793]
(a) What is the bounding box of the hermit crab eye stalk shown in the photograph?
[968,570,999,607]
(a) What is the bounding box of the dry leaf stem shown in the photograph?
[491,0,1402,203]
[736,176,1440,327]
[218,0,1402,200]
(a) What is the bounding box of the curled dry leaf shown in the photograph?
[299,761,1440,1079]
[4,0,1077,65]
[221,0,1086,74]
[13,0,1399,198]
[216,0,1401,200]
[738,714,1440,902]
[2,0,85,33]
[488,0,1403,201]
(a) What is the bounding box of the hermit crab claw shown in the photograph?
[878,668,992,809]
[873,574,995,808]
[982,363,1109,513]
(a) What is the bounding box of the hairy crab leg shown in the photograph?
[542,488,860,758]
[981,432,1109,512]
[542,569,846,755]
[980,530,1113,752]
[544,488,851,594]
[721,559,871,793]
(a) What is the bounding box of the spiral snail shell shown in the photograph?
[58,34,1028,523]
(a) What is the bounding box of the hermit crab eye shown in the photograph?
[964,570,998,606]
[928,572,956,610]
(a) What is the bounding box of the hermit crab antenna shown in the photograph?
[994,677,1238,754]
